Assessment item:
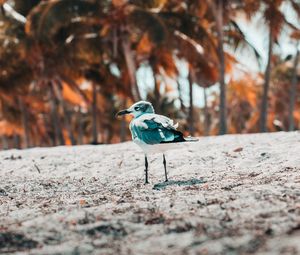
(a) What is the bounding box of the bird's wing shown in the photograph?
[131,114,184,145]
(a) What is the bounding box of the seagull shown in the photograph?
[117,101,198,184]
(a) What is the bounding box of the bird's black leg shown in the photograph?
[163,154,168,182]
[144,155,149,184]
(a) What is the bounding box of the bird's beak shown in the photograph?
[116,109,131,117]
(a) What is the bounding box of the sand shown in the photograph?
[0,131,300,254]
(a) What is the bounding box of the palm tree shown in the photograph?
[288,43,299,131]
[121,34,142,102]
[259,0,300,132]
[26,0,106,144]
[188,66,195,136]
[260,28,274,132]
[206,0,263,134]
[83,67,106,144]
[0,4,36,148]
[156,2,219,134]
[215,0,227,135]
[18,97,30,147]
[91,81,98,144]
[53,79,77,145]
[27,0,162,144]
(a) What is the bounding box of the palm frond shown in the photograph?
[229,20,262,68]
[26,0,102,44]
[290,0,300,17]
[129,9,166,44]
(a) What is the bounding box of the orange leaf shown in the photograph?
[137,33,153,55]
[0,120,23,136]
[62,83,86,107]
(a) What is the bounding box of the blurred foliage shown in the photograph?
[0,0,300,149]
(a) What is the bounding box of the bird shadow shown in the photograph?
[153,178,206,191]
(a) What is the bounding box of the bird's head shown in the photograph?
[116,101,154,118]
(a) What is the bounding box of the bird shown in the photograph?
[116,101,198,184]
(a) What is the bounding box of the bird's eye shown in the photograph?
[134,107,140,111]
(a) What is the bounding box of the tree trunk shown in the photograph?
[31,125,37,147]
[91,82,98,144]
[13,133,21,149]
[1,136,8,150]
[113,27,118,59]
[53,80,76,145]
[288,45,299,131]
[203,87,210,136]
[176,79,186,114]
[188,69,195,136]
[260,29,273,132]
[153,74,161,114]
[18,97,30,148]
[120,116,126,142]
[122,38,141,101]
[50,83,65,146]
[77,108,84,145]
[120,99,127,142]
[216,0,227,135]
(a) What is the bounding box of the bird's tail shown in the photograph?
[161,130,199,144]
[184,136,199,142]
[172,130,199,143]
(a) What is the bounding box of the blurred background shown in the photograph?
[0,0,300,149]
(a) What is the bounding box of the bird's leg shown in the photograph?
[144,155,149,184]
[163,154,168,182]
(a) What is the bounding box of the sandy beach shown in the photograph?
[1,131,300,254]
